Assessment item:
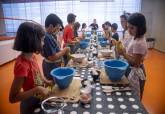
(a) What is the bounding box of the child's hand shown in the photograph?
[116,41,126,55]
[111,39,117,45]
[44,79,54,87]
[75,38,80,43]
[35,86,49,99]
[65,47,70,54]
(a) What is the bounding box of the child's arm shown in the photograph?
[47,47,70,61]
[123,53,144,67]
[117,47,143,67]
[67,38,79,44]
[117,41,145,67]
[39,73,54,86]
[9,77,49,103]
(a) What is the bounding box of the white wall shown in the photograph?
[141,0,165,52]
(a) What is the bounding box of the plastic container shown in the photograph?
[104,59,128,81]
[71,54,85,63]
[41,97,66,114]
[51,67,75,89]
[80,86,92,105]
[146,37,155,49]
[90,69,100,82]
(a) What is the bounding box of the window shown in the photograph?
[2,0,141,33]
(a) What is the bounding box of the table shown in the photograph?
[39,37,148,114]
[57,66,147,114]
[39,64,147,114]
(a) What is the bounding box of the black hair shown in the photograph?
[128,13,146,39]
[13,22,45,53]
[102,24,107,30]
[120,13,131,21]
[102,24,105,28]
[111,23,118,30]
[104,21,111,27]
[73,22,80,31]
[101,24,104,29]
[82,23,87,29]
[59,27,63,31]
[59,24,64,31]
[67,13,76,24]
[45,13,63,28]
[120,15,127,20]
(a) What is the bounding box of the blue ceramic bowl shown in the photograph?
[79,41,89,49]
[104,59,129,81]
[51,67,75,89]
[82,38,90,43]
[99,41,107,47]
[98,37,107,42]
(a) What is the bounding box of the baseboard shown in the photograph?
[151,48,165,54]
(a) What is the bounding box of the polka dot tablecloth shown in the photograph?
[40,66,148,114]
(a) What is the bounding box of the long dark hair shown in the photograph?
[73,22,80,31]
[120,12,131,21]
[82,23,86,29]
[13,22,45,53]
[128,13,146,39]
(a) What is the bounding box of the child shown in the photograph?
[42,14,70,80]
[120,13,133,49]
[63,13,80,54]
[117,13,147,100]
[73,22,80,38]
[9,22,52,114]
[80,23,87,39]
[54,25,64,50]
[102,21,112,41]
[81,23,87,32]
[73,22,82,52]
[111,23,119,41]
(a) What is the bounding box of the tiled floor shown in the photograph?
[0,49,165,114]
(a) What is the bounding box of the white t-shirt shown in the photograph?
[121,30,132,49]
[127,36,148,57]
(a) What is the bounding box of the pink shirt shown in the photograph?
[127,37,148,57]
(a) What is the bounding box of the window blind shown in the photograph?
[2,0,141,33]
